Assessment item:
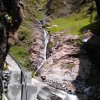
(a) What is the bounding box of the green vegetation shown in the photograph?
[47,2,97,35]
[9,1,98,71]
[47,12,96,35]
[9,0,47,70]
[9,0,37,69]
[9,16,33,69]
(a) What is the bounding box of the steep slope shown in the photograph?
[45,0,93,17]
[45,0,72,17]
[9,0,46,69]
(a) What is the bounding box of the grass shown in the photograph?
[9,19,32,70]
[47,12,96,35]
[9,43,31,70]
[9,0,46,70]
[47,2,97,35]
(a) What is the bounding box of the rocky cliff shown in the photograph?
[45,0,71,17]
[45,0,93,17]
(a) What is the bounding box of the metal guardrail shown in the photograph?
[2,54,28,100]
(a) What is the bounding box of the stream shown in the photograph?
[35,28,49,74]
[34,19,79,100]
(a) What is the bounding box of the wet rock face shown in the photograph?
[29,24,44,70]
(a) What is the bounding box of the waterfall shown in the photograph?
[34,19,79,100]
[35,28,49,74]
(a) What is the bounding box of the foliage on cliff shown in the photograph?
[9,0,47,69]
[47,1,97,34]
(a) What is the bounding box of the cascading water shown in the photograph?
[34,19,79,100]
[35,28,49,74]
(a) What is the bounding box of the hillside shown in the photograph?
[45,0,93,17]
[9,0,47,69]
[9,0,98,70]
[8,0,100,69]
[6,0,100,100]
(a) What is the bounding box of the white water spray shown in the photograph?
[35,29,49,74]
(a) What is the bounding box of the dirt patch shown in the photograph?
[36,33,92,96]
